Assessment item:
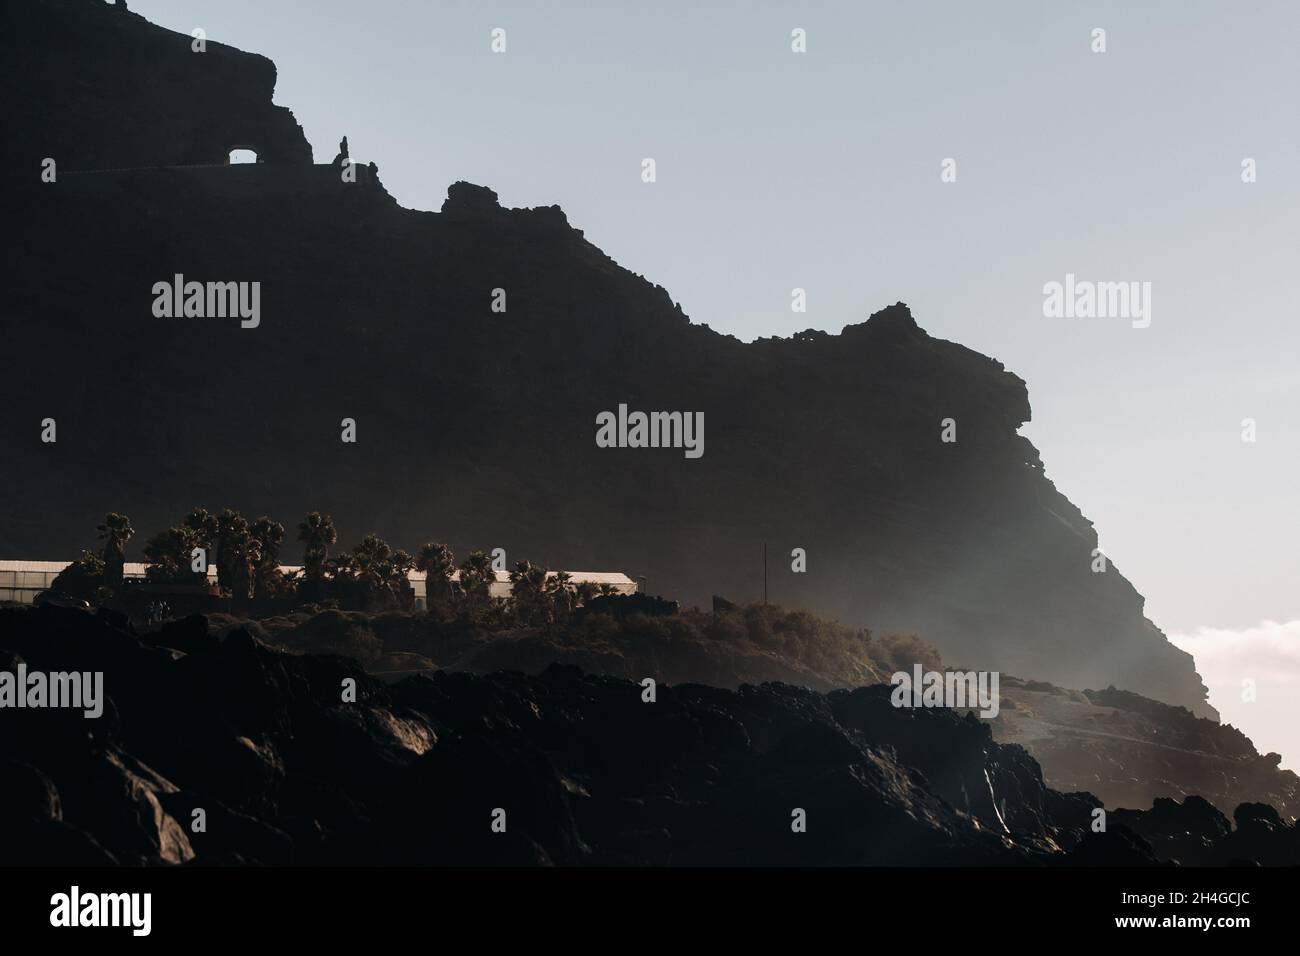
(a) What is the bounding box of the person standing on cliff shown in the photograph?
[332,136,349,167]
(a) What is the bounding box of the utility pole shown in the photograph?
[763,541,768,605]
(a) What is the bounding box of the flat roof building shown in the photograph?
[0,560,637,606]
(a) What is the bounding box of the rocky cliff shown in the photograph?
[0,0,1214,717]
[1,0,312,169]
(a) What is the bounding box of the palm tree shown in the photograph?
[183,508,219,553]
[349,533,392,588]
[297,512,337,579]
[142,526,202,585]
[216,509,255,599]
[250,516,286,597]
[386,548,415,604]
[96,512,134,588]
[328,550,355,580]
[547,570,575,616]
[573,581,598,608]
[509,560,555,624]
[415,542,455,607]
[330,534,413,608]
[458,550,495,606]
[508,559,532,620]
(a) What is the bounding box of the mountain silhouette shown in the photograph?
[0,0,1213,718]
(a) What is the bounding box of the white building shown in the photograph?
[0,560,637,606]
[0,561,72,604]
[0,560,220,603]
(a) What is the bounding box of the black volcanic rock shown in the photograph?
[0,604,1134,865]
[1221,802,1300,866]
[0,818,120,867]
[441,181,503,217]
[156,792,295,865]
[0,0,1212,719]
[2,605,1295,865]
[1066,826,1164,867]
[271,606,1298,823]
[1112,794,1300,867]
[0,760,62,822]
[1111,796,1231,866]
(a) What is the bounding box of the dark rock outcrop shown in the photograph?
[1112,795,1300,867]
[1,0,313,170]
[3,605,1293,865]
[261,607,1298,821]
[0,604,1105,865]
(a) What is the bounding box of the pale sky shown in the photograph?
[125,0,1300,768]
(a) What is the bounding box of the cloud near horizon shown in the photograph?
[1170,620,1300,773]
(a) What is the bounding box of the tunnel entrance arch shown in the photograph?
[225,146,261,165]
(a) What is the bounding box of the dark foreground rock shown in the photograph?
[0,606,1292,866]
[257,606,1300,819]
